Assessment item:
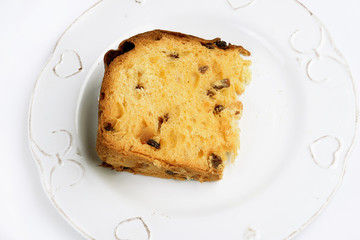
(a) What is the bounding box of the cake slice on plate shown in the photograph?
[96,30,251,182]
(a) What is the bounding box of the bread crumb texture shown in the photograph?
[96,30,251,182]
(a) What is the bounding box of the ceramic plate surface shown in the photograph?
[29,0,358,239]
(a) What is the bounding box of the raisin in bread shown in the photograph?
[96,30,251,182]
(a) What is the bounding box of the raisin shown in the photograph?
[235,111,241,115]
[163,113,169,122]
[104,122,114,131]
[100,162,114,169]
[135,85,144,90]
[165,170,176,175]
[154,34,162,41]
[213,79,230,90]
[122,41,135,53]
[100,92,105,100]
[147,139,160,149]
[215,40,228,49]
[104,41,135,66]
[201,42,215,49]
[209,153,222,169]
[169,52,179,58]
[207,90,215,97]
[198,65,209,74]
[214,104,225,114]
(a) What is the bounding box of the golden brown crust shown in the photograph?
[96,29,251,182]
[96,128,221,182]
[104,29,251,67]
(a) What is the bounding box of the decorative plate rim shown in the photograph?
[28,0,359,239]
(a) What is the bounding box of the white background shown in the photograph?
[0,0,359,239]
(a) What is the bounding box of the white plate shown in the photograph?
[28,0,358,239]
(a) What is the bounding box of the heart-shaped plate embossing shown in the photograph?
[310,135,341,169]
[115,217,150,240]
[53,50,83,78]
[227,0,255,9]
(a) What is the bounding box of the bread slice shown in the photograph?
[96,30,251,182]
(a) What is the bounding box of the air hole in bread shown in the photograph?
[158,117,164,132]
[197,149,204,158]
[150,56,160,63]
[179,134,185,143]
[170,131,177,147]
[136,71,144,91]
[160,69,166,79]
[211,60,222,74]
[114,102,124,118]
[167,62,176,70]
[139,126,155,144]
[125,62,134,69]
[193,72,200,88]
[158,113,169,132]
[139,120,148,130]
[135,92,142,100]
